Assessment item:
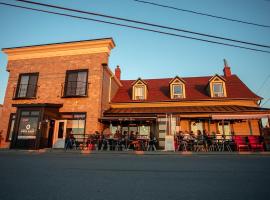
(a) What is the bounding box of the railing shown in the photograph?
[13,84,38,99]
[61,81,89,97]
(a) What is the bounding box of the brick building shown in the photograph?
[0,38,270,149]
[0,104,2,119]
[0,38,121,149]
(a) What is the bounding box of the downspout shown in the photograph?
[100,64,106,131]
[109,75,113,103]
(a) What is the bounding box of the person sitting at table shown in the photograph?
[197,130,203,140]
[211,131,217,139]
[203,129,211,150]
[113,130,123,150]
[86,134,96,150]
[114,130,122,139]
[190,131,195,140]
[182,131,190,140]
[129,131,135,140]
[97,132,105,150]
[128,131,139,150]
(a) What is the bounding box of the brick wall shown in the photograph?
[0,53,111,148]
[0,105,2,119]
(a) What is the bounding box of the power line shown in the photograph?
[262,98,270,107]
[256,74,270,94]
[1,2,270,54]
[134,0,270,28]
[14,0,270,49]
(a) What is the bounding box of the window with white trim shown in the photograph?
[172,84,184,99]
[134,85,145,100]
[213,82,224,97]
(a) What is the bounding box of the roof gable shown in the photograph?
[169,76,186,84]
[209,74,226,83]
[131,78,147,86]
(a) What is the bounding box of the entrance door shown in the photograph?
[47,120,55,148]
[53,120,67,148]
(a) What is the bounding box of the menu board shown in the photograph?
[165,135,175,151]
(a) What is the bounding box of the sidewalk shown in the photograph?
[1,148,270,156]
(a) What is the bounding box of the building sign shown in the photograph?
[18,116,39,139]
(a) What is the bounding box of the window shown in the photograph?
[213,82,224,97]
[191,121,203,135]
[139,125,150,135]
[6,114,16,141]
[18,110,40,139]
[172,84,183,99]
[218,121,231,139]
[64,70,88,97]
[134,85,145,100]
[169,77,186,99]
[62,113,86,143]
[16,73,38,98]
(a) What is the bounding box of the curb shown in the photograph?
[1,148,270,156]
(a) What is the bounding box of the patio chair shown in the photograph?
[193,140,207,152]
[248,136,264,151]
[233,136,249,151]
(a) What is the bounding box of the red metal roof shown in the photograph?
[111,75,261,103]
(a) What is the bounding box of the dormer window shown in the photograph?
[134,85,145,100]
[213,82,224,97]
[209,75,227,98]
[132,79,147,100]
[170,76,186,99]
[172,84,183,99]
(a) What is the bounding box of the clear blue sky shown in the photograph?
[0,0,270,107]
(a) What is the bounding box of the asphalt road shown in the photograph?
[0,151,270,200]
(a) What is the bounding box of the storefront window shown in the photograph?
[218,121,231,139]
[191,121,203,135]
[139,125,150,135]
[18,111,40,139]
[64,113,86,142]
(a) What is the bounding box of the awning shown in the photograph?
[104,105,270,117]
[212,114,270,120]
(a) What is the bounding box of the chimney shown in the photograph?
[115,65,121,80]
[223,59,232,77]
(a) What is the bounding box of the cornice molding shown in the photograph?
[3,39,115,60]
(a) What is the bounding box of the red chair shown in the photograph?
[233,136,249,151]
[248,136,264,151]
